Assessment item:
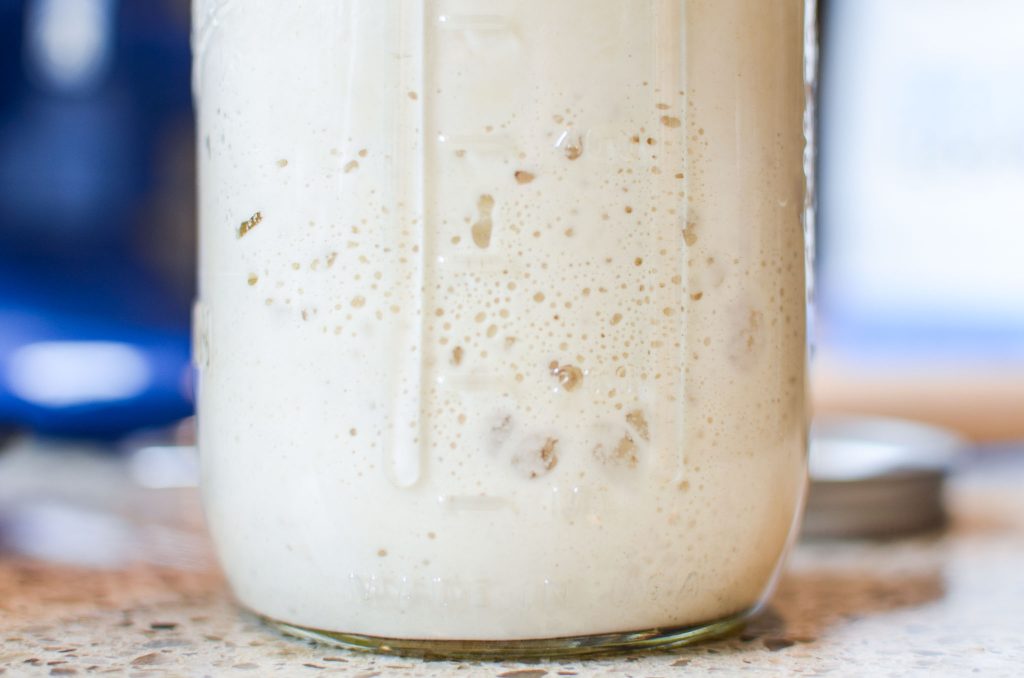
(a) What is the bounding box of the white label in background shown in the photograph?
[821,0,1024,335]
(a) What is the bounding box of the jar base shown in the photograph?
[262,608,752,660]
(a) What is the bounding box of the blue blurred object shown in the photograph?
[0,0,194,438]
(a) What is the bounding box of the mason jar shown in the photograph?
[192,0,811,657]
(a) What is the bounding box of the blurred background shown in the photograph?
[815,0,1024,442]
[0,0,192,441]
[0,0,1021,562]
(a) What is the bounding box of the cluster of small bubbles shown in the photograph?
[224,62,802,517]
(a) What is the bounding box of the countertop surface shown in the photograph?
[0,439,1022,677]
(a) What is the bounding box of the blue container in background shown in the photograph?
[0,0,194,438]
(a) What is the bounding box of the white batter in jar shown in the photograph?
[193,0,809,649]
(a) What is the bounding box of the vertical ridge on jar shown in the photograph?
[385,0,430,489]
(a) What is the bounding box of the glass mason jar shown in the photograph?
[193,0,811,657]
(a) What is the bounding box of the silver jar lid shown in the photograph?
[803,416,963,539]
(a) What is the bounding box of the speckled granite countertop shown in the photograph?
[0,443,1021,677]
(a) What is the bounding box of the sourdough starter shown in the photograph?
[193,0,808,640]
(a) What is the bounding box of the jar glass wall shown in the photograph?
[193,0,811,657]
